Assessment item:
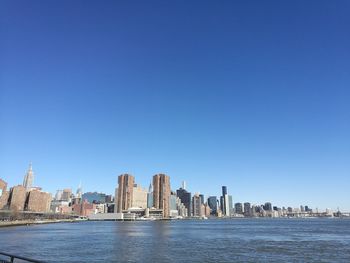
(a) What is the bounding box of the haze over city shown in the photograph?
[1,1,349,211]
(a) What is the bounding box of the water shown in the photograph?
[1,219,350,262]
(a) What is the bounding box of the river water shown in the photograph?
[1,218,350,262]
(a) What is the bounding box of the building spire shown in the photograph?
[23,162,34,191]
[148,181,153,193]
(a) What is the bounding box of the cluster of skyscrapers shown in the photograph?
[0,164,339,220]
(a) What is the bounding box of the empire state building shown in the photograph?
[23,163,34,190]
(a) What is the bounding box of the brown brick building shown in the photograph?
[153,174,171,218]
[8,185,27,211]
[116,174,134,213]
[26,190,52,213]
[0,178,9,209]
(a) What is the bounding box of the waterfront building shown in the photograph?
[176,197,188,217]
[114,187,118,212]
[192,193,202,217]
[228,195,233,216]
[264,202,272,211]
[8,185,26,211]
[50,199,71,214]
[132,184,148,209]
[147,182,153,208]
[208,196,217,215]
[176,187,191,216]
[61,189,72,201]
[0,178,9,209]
[82,192,107,204]
[26,190,52,213]
[153,173,171,218]
[170,192,178,217]
[0,179,7,196]
[23,163,34,191]
[244,202,251,217]
[116,174,134,213]
[199,194,204,205]
[235,202,243,214]
[221,186,230,216]
[55,190,63,201]
[204,203,211,217]
[72,199,97,216]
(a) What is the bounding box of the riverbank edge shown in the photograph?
[0,219,80,228]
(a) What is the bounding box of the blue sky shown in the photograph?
[1,1,349,210]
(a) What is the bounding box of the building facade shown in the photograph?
[176,188,191,216]
[208,196,217,215]
[26,190,52,213]
[116,174,134,213]
[153,174,171,218]
[132,184,148,209]
[23,163,34,191]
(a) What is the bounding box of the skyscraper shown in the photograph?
[177,187,191,216]
[207,196,217,215]
[147,182,153,208]
[221,186,230,216]
[153,173,171,218]
[192,193,202,217]
[116,174,134,213]
[228,195,233,216]
[244,202,251,216]
[23,163,34,191]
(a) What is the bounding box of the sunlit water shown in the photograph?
[1,218,350,262]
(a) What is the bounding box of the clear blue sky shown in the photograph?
[1,1,349,211]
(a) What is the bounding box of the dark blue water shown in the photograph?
[1,219,350,262]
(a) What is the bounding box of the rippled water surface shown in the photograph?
[1,219,350,262]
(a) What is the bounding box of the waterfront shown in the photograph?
[1,219,350,262]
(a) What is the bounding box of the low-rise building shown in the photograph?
[26,190,52,213]
[9,185,26,211]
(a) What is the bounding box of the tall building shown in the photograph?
[192,193,202,217]
[23,163,34,191]
[177,187,191,216]
[244,202,251,216]
[207,196,217,215]
[264,202,272,211]
[181,181,186,190]
[116,174,134,213]
[221,186,230,216]
[147,182,153,208]
[235,202,243,214]
[132,184,148,209]
[199,194,204,205]
[228,195,233,216]
[153,173,171,218]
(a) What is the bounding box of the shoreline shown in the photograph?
[1,216,349,228]
[0,219,79,228]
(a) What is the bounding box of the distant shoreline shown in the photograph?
[1,216,349,228]
[0,219,78,228]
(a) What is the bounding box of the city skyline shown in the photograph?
[0,163,346,212]
[1,1,350,211]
